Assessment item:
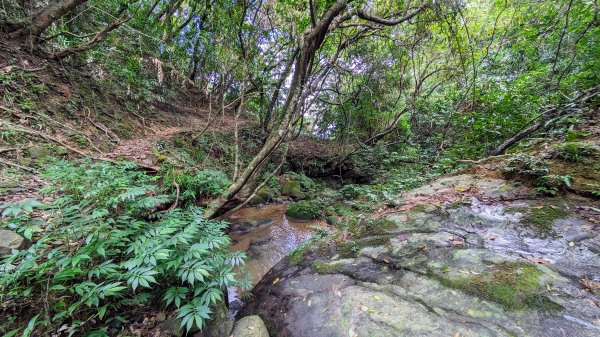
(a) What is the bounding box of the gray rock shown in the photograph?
[232,315,269,337]
[241,174,600,337]
[195,301,233,337]
[0,230,23,255]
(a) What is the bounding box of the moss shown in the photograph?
[523,204,570,235]
[311,261,342,274]
[434,262,562,312]
[285,200,324,220]
[357,236,391,248]
[337,241,359,258]
[281,180,305,199]
[363,218,397,235]
[287,244,311,266]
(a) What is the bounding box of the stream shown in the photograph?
[226,204,325,313]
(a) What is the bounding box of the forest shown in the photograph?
[0,0,599,336]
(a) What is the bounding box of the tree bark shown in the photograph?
[8,0,88,39]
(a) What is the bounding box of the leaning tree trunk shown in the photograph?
[8,0,88,39]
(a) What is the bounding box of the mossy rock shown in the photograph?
[325,215,339,226]
[311,261,342,274]
[285,200,324,220]
[281,181,306,200]
[287,244,310,265]
[337,241,359,258]
[26,145,54,159]
[248,188,276,206]
[434,262,562,312]
[522,204,571,235]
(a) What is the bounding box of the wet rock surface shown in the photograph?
[241,174,600,337]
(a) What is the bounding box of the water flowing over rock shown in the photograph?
[241,174,600,337]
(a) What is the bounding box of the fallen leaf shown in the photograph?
[247,326,255,330]
[373,295,380,301]
[569,241,575,247]
[454,332,461,337]
[527,256,550,265]
[549,205,558,210]
[546,284,552,291]
[590,207,600,213]
[581,224,593,231]
[272,278,280,285]
[580,279,600,294]
[451,239,465,246]
[307,300,312,307]
[532,205,544,209]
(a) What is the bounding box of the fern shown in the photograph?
[0,160,246,335]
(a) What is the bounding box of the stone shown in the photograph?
[195,301,233,337]
[281,181,306,200]
[241,173,600,337]
[26,145,53,160]
[0,230,24,255]
[231,315,269,337]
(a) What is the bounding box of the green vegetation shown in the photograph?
[163,166,231,205]
[435,262,562,312]
[503,154,574,195]
[311,261,343,274]
[522,204,571,236]
[1,0,599,334]
[0,161,247,335]
[287,244,311,266]
[285,200,325,220]
[337,241,360,259]
[555,142,597,162]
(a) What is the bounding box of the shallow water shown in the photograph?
[228,204,323,285]
[226,204,324,315]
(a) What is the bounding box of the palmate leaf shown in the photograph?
[176,298,212,332]
[127,267,158,291]
[164,286,188,308]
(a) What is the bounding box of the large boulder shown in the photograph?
[281,181,306,200]
[232,315,269,337]
[241,174,600,337]
[0,230,24,255]
[285,200,324,220]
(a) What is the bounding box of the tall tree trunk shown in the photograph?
[8,0,88,39]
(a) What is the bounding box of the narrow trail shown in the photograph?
[103,125,189,166]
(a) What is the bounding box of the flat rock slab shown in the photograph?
[241,174,600,337]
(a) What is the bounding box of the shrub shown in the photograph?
[503,154,571,195]
[555,142,596,162]
[163,166,231,205]
[0,161,246,336]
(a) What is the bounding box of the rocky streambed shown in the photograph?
[238,174,600,337]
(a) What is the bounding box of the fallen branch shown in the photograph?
[0,147,18,154]
[161,182,180,213]
[0,158,38,173]
[0,122,159,172]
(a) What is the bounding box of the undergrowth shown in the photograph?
[0,160,247,336]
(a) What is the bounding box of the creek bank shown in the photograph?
[240,174,600,337]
